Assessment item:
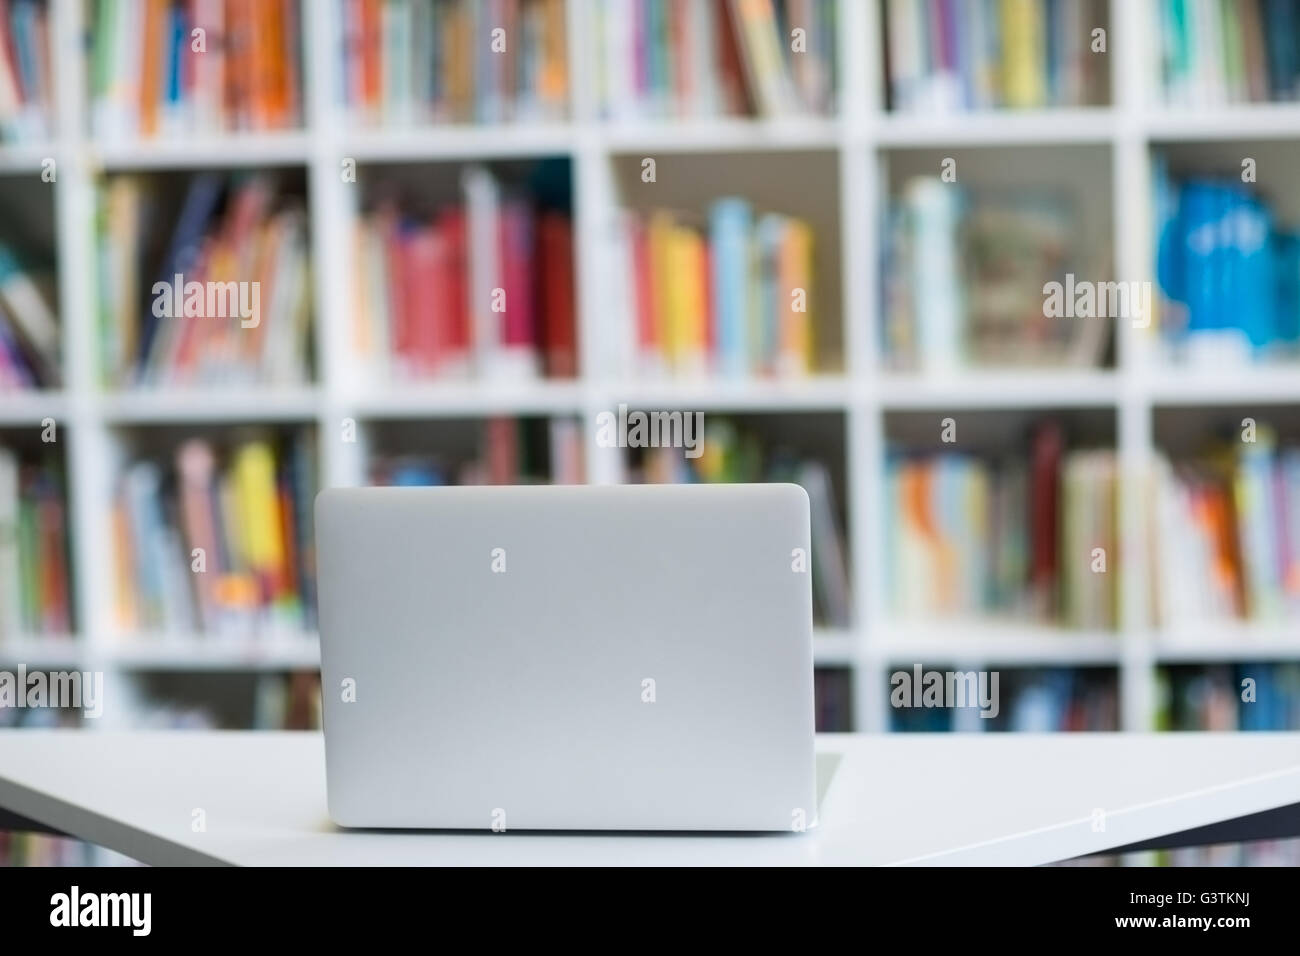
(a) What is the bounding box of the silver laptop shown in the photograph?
[315,483,817,831]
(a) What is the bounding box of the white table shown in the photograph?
[1,730,1297,865]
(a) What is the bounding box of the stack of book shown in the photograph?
[338,0,569,125]
[96,173,313,388]
[352,167,576,382]
[1157,663,1300,730]
[369,416,584,485]
[890,667,1119,731]
[1154,162,1300,364]
[883,0,1107,112]
[0,834,92,865]
[597,0,838,119]
[89,0,303,141]
[610,200,816,379]
[253,671,321,729]
[882,176,1109,371]
[885,426,1118,630]
[1157,840,1300,866]
[0,243,59,388]
[1160,0,1300,105]
[0,0,52,142]
[0,449,72,640]
[111,431,317,637]
[632,416,850,627]
[1152,429,1300,628]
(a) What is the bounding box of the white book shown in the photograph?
[362,219,392,380]
[461,165,510,378]
[192,0,225,133]
[904,176,963,374]
[603,0,636,120]
[0,250,59,384]
[382,0,414,126]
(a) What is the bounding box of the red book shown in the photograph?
[499,200,535,351]
[538,212,575,377]
[1029,422,1064,613]
[632,219,655,357]
[381,214,410,370]
[439,209,471,358]
[38,490,70,634]
[714,0,751,114]
[403,225,444,379]
[485,417,518,485]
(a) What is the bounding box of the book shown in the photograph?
[1162,0,1300,105]
[617,200,818,379]
[1158,663,1300,730]
[885,428,1118,629]
[889,667,1119,732]
[0,242,59,387]
[89,0,302,141]
[340,0,568,125]
[0,0,51,142]
[596,0,836,119]
[0,446,72,639]
[368,416,581,486]
[1152,426,1300,628]
[112,431,316,637]
[352,165,575,383]
[95,173,314,388]
[884,0,1105,112]
[883,177,1108,370]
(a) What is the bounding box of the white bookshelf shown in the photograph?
[0,0,1297,734]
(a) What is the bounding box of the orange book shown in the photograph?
[225,0,251,127]
[112,498,137,630]
[541,0,567,106]
[140,0,167,136]
[361,0,382,115]
[779,220,813,375]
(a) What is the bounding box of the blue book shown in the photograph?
[1263,0,1299,99]
[167,6,186,109]
[1044,0,1061,104]
[709,198,752,378]
[12,1,39,106]
[754,214,784,372]
[136,173,225,374]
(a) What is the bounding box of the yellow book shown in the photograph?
[107,177,141,382]
[663,224,709,375]
[780,219,814,375]
[647,211,676,367]
[232,441,284,583]
[1000,0,1045,108]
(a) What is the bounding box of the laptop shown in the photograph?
[315,483,817,831]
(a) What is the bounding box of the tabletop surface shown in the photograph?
[1,730,1298,866]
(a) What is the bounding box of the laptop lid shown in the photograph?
[316,483,816,831]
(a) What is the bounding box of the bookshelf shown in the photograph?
[0,0,1295,751]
